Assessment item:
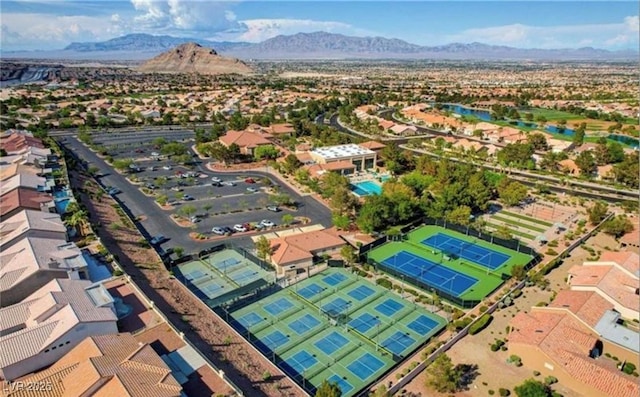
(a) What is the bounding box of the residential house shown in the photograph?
[1,170,53,193]
[0,209,66,250]
[0,237,89,307]
[268,123,296,136]
[508,289,639,397]
[567,251,639,320]
[390,124,418,136]
[597,164,615,181]
[304,161,356,178]
[0,333,183,396]
[0,131,44,153]
[0,187,54,219]
[558,159,581,176]
[269,229,346,276]
[219,130,272,155]
[378,119,395,131]
[0,279,118,381]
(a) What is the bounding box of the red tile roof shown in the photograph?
[219,130,271,149]
[0,188,52,217]
[547,290,614,328]
[270,229,346,267]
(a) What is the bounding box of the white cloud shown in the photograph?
[445,16,639,49]
[130,0,241,33]
[1,13,124,50]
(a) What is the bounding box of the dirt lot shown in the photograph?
[71,168,303,397]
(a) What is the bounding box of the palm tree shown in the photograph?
[65,209,89,236]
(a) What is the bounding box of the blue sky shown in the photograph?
[1,1,638,51]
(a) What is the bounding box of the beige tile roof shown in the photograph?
[269,229,346,266]
[0,279,117,370]
[568,263,638,313]
[509,311,639,397]
[359,141,387,150]
[597,251,639,277]
[219,130,271,149]
[547,290,614,328]
[2,334,182,397]
[0,209,66,249]
[0,188,52,217]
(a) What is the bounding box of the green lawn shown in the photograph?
[485,222,536,240]
[367,225,533,304]
[491,215,547,233]
[526,108,584,121]
[499,210,553,227]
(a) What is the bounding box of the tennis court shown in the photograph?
[422,232,510,270]
[175,248,275,308]
[382,251,478,297]
[367,225,534,306]
[227,268,447,397]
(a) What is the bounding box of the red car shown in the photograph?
[245,178,256,184]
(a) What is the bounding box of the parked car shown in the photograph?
[150,235,167,245]
[149,166,157,171]
[222,226,234,234]
[245,178,256,183]
[190,215,201,223]
[211,227,225,235]
[233,224,247,232]
[221,181,236,186]
[266,205,281,212]
[145,183,157,190]
[163,165,172,170]
[170,186,183,192]
[211,176,222,183]
[106,186,120,195]
[182,194,194,201]
[247,187,259,193]
[260,220,275,228]
[211,181,222,187]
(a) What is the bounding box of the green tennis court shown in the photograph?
[228,268,447,397]
[367,225,533,306]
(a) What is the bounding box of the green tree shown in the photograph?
[112,158,133,172]
[602,215,633,237]
[254,145,280,161]
[356,195,391,233]
[178,204,197,219]
[282,153,303,175]
[314,380,342,397]
[332,212,351,230]
[319,172,350,199]
[495,225,513,240]
[425,354,460,393]
[514,379,552,397]
[281,213,294,226]
[613,154,639,188]
[527,133,548,151]
[572,122,586,145]
[497,143,535,169]
[340,244,357,266]
[510,264,527,281]
[575,151,596,176]
[255,236,272,261]
[587,201,608,225]
[497,179,528,207]
[445,205,472,226]
[161,142,188,156]
[330,186,358,215]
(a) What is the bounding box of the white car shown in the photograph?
[233,224,247,232]
[211,176,222,183]
[211,227,225,235]
[221,181,236,186]
[246,187,259,193]
[163,165,172,170]
[260,220,275,228]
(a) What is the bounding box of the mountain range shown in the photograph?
[12,32,640,61]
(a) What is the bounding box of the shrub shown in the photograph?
[376,278,393,289]
[498,388,510,397]
[488,390,495,396]
[545,248,558,256]
[262,371,271,381]
[469,314,493,335]
[622,363,636,375]
[479,305,488,313]
[511,289,523,299]
[533,370,541,376]
[544,376,558,385]
[113,269,123,277]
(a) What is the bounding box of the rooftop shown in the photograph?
[0,187,53,217]
[0,209,66,250]
[310,144,375,160]
[270,229,346,266]
[594,310,640,353]
[0,279,117,370]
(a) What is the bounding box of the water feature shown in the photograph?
[54,198,72,213]
[350,180,382,196]
[113,297,133,319]
[608,134,640,149]
[82,250,112,282]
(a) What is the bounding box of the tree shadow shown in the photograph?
[456,363,480,391]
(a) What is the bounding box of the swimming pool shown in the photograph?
[351,180,382,196]
[54,198,72,213]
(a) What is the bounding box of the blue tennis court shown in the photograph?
[422,233,510,269]
[297,283,324,300]
[315,331,349,355]
[348,313,380,333]
[347,353,385,380]
[230,269,259,285]
[327,374,353,395]
[323,272,348,286]
[407,315,438,336]
[287,350,318,373]
[374,299,404,317]
[214,258,241,272]
[381,331,415,355]
[382,251,477,297]
[289,314,321,335]
[264,297,294,316]
[238,312,264,328]
[184,269,205,281]
[262,330,289,352]
[347,285,375,301]
[322,297,350,317]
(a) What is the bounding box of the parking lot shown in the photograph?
[59,129,331,255]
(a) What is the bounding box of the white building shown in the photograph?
[308,144,377,171]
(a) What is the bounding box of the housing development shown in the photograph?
[1,3,639,397]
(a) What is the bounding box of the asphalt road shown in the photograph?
[59,135,332,255]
